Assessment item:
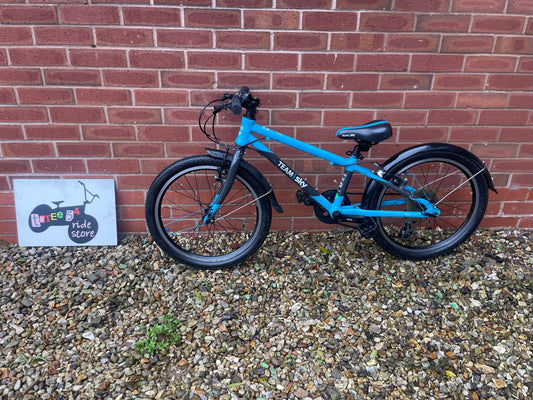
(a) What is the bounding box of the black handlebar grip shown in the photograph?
[230,95,242,115]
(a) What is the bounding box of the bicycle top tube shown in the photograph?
[235,117,357,168]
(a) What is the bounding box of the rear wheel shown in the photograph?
[145,156,272,270]
[368,151,489,260]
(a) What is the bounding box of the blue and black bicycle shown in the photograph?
[146,87,496,270]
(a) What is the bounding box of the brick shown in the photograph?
[157,29,213,48]
[357,54,409,71]
[360,12,415,32]
[44,69,101,86]
[103,70,158,88]
[184,9,240,28]
[17,88,73,105]
[32,159,86,174]
[0,87,15,104]
[457,92,508,109]
[217,72,270,89]
[451,0,505,12]
[76,88,131,105]
[432,74,486,90]
[449,127,499,142]
[493,159,533,173]
[49,107,105,123]
[507,0,533,14]
[252,91,297,108]
[510,174,533,187]
[465,56,517,72]
[0,49,6,65]
[441,35,494,53]
[272,73,324,90]
[427,110,478,125]
[243,10,299,30]
[0,68,41,85]
[519,144,533,157]
[271,110,322,126]
[327,73,379,90]
[154,0,210,4]
[376,110,427,125]
[2,142,54,157]
[352,91,404,108]
[216,31,270,49]
[129,50,185,68]
[481,216,519,228]
[70,49,127,67]
[301,53,354,71]
[519,216,533,228]
[337,0,392,9]
[479,110,529,126]
[276,0,331,8]
[96,28,154,47]
[470,143,519,158]
[0,125,23,140]
[56,142,110,157]
[330,33,385,51]
[299,92,351,109]
[123,7,180,26]
[472,15,525,33]
[245,52,299,71]
[509,93,533,108]
[112,143,164,158]
[162,71,215,88]
[411,55,464,72]
[0,107,47,123]
[0,160,31,174]
[323,110,375,126]
[380,74,432,90]
[218,0,272,6]
[0,27,32,44]
[187,51,242,70]
[108,108,161,124]
[83,125,135,141]
[487,74,533,90]
[398,127,448,142]
[59,5,119,25]
[25,125,80,140]
[87,159,140,174]
[274,32,328,51]
[134,89,188,106]
[137,125,189,141]
[500,127,532,141]
[34,26,92,45]
[416,14,470,32]
[386,34,440,52]
[0,5,57,24]
[495,36,533,54]
[9,48,66,66]
[302,11,357,31]
[404,92,455,108]
[164,108,202,124]
[394,0,449,11]
[518,57,533,72]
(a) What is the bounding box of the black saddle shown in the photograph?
[336,120,392,143]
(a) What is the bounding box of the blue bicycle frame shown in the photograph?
[207,116,440,222]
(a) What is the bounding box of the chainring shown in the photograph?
[314,190,351,224]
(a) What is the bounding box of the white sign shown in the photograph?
[14,179,117,247]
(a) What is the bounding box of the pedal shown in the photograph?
[357,218,377,237]
[296,189,313,206]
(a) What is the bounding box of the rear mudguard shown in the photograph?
[205,148,283,213]
[361,143,497,209]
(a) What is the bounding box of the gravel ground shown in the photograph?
[1,229,532,400]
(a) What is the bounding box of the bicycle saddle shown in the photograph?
[336,120,392,143]
[52,201,64,207]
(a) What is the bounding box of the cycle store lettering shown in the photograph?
[14,179,117,247]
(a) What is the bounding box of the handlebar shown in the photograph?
[217,86,260,119]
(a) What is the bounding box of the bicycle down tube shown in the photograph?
[219,116,441,220]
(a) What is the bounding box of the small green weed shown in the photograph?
[134,314,181,356]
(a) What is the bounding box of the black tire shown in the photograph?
[145,155,272,270]
[368,150,489,260]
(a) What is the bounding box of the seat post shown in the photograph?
[350,140,372,160]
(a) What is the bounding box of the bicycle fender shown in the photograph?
[361,143,497,209]
[205,148,283,213]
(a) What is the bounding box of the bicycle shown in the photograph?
[29,180,100,244]
[145,86,497,270]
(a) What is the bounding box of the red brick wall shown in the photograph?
[1,0,532,243]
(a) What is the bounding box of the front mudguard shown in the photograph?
[361,143,497,209]
[205,148,283,213]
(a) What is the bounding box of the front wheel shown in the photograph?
[145,155,272,270]
[367,150,489,260]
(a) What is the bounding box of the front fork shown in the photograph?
[203,147,245,224]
